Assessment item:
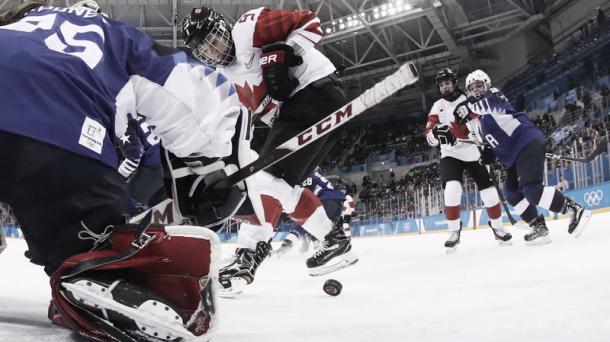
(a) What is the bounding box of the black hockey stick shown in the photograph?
[461,126,519,226]
[545,141,607,163]
[215,62,419,189]
[486,163,518,225]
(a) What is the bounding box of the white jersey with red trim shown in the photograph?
[220,7,336,126]
[425,94,480,162]
[342,195,356,217]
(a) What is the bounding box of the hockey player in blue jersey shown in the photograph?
[276,171,352,256]
[454,69,592,244]
[0,2,247,341]
[117,114,166,216]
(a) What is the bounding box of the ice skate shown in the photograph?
[444,226,461,254]
[489,221,512,246]
[272,239,294,257]
[524,215,551,245]
[299,235,311,254]
[218,241,270,298]
[306,227,358,276]
[563,198,591,238]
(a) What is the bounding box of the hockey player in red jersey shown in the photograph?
[424,68,512,252]
[182,7,356,280]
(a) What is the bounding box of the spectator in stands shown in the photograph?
[600,83,609,105]
[557,176,569,192]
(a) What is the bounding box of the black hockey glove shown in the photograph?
[161,151,246,230]
[454,100,475,125]
[432,124,455,145]
[479,145,496,165]
[260,43,303,102]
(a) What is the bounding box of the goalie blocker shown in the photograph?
[48,224,221,342]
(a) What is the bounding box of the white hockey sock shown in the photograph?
[447,219,461,232]
[236,222,274,250]
[301,206,334,241]
[489,217,504,230]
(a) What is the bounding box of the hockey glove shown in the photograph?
[117,121,144,179]
[454,101,475,125]
[260,43,303,102]
[431,124,455,145]
[479,145,496,165]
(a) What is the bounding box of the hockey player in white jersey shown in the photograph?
[0,2,248,341]
[182,7,357,280]
[425,68,512,252]
[455,69,592,244]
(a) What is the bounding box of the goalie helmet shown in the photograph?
[465,69,491,99]
[181,7,236,67]
[435,68,460,101]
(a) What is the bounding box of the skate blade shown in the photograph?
[445,246,458,254]
[308,252,358,277]
[497,239,513,246]
[571,209,592,238]
[525,236,552,246]
[218,277,248,298]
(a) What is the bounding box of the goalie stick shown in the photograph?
[215,62,419,189]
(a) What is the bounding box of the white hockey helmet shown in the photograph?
[71,0,101,13]
[465,69,491,98]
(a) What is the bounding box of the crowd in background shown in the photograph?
[2,8,609,227]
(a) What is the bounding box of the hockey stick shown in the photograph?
[545,141,607,163]
[462,125,519,226]
[215,62,419,189]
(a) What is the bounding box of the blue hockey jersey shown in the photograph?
[0,6,239,168]
[302,172,347,201]
[130,114,161,167]
[467,89,544,167]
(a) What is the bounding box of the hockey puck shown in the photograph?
[323,279,342,296]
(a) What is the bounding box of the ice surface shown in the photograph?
[2,212,610,342]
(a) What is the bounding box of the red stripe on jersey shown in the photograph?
[253,8,320,47]
[450,122,470,139]
[425,114,440,134]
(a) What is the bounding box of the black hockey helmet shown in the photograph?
[181,7,235,67]
[435,68,460,101]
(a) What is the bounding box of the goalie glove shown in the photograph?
[162,151,246,230]
[260,43,303,102]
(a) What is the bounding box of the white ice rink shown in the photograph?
[2,211,610,342]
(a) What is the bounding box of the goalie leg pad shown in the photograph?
[50,224,221,342]
[62,276,189,341]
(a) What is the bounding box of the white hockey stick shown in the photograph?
[216,62,419,189]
